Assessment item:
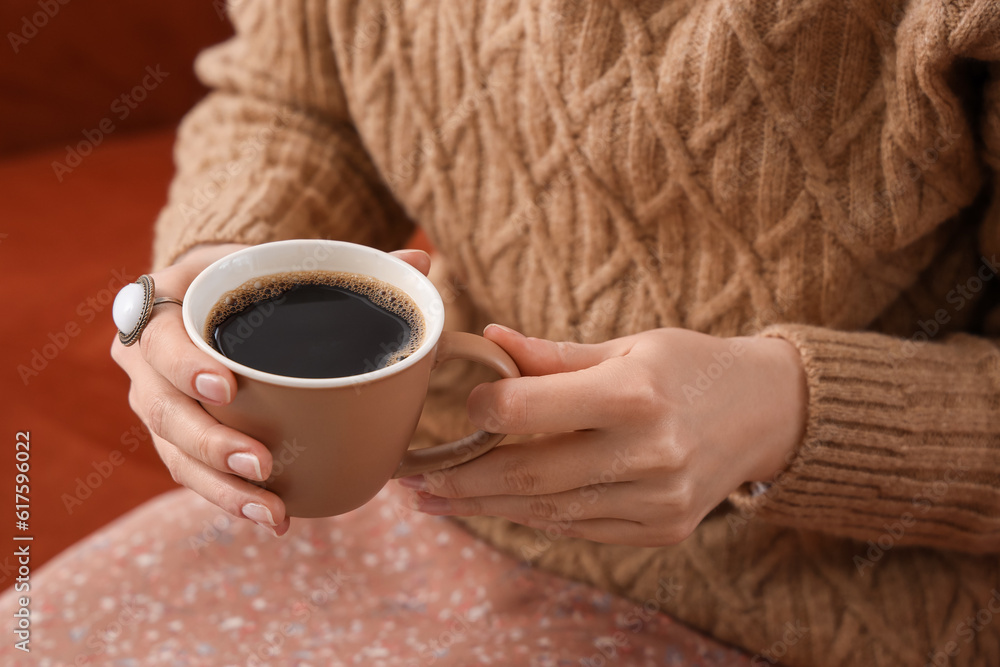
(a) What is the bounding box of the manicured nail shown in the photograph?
[195,372,231,404]
[228,453,263,481]
[255,522,279,537]
[414,495,451,515]
[397,475,428,491]
[485,323,522,337]
[242,502,276,525]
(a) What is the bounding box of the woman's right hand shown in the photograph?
[110,243,294,536]
[111,243,434,536]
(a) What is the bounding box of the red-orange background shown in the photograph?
[0,1,233,580]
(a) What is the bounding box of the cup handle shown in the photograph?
[393,331,520,478]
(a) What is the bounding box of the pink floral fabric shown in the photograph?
[0,485,754,666]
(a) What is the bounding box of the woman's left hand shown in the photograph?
[398,325,807,546]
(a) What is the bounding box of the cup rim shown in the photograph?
[181,240,444,388]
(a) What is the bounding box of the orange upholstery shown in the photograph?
[0,1,232,155]
[0,131,180,572]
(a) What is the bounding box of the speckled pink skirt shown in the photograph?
[0,485,752,666]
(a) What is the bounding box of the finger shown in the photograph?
[483,324,623,376]
[126,358,272,481]
[150,432,289,536]
[519,517,660,547]
[470,327,634,434]
[411,480,649,524]
[390,249,431,276]
[467,353,645,434]
[399,432,639,498]
[112,305,237,407]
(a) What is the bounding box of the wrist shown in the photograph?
[742,335,808,483]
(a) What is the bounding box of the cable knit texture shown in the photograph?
[153,1,1000,664]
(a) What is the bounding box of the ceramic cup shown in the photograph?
[182,240,519,517]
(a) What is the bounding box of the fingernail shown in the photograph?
[485,323,522,337]
[415,495,451,515]
[195,373,231,404]
[242,502,276,525]
[397,475,428,491]
[228,453,263,481]
[255,522,279,537]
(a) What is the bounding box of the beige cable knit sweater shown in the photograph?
[153,1,1000,664]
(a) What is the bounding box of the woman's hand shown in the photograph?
[400,325,807,547]
[112,243,432,536]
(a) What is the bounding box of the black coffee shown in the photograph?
[205,271,425,379]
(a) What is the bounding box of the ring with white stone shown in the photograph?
[113,275,183,346]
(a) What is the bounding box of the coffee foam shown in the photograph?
[204,270,426,368]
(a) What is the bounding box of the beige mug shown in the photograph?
[181,240,519,517]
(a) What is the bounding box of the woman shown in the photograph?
[20,1,1000,665]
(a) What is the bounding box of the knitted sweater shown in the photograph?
[153,1,1000,664]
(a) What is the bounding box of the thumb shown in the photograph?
[389,249,431,276]
[482,324,619,376]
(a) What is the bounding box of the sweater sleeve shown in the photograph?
[151,0,412,270]
[728,321,1000,554]
[729,1,1000,555]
